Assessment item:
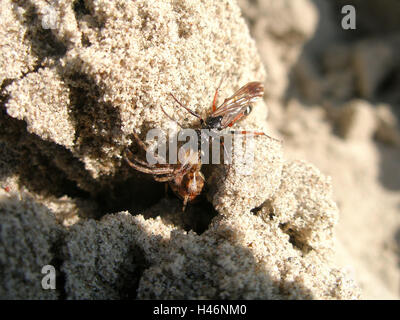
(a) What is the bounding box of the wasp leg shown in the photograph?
[227,112,246,127]
[229,130,282,143]
[217,137,232,176]
[220,139,232,165]
[212,76,225,112]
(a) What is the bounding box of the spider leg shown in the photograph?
[125,152,176,175]
[127,151,174,170]
[131,132,166,164]
[182,195,189,212]
[164,182,169,196]
[153,175,176,182]
[128,155,157,168]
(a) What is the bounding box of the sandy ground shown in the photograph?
[238,0,400,299]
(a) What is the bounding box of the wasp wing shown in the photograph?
[211,81,264,128]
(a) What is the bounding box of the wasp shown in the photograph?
[125,81,271,211]
[168,81,266,135]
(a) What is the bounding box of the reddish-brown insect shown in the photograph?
[124,132,204,211]
[126,81,268,211]
[168,81,266,136]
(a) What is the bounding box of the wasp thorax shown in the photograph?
[204,115,223,130]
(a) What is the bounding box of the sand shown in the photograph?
[239,0,400,299]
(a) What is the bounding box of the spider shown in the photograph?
[125,81,272,211]
[124,131,204,211]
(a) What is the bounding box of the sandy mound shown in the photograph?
[239,0,400,299]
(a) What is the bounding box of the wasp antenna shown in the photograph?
[161,105,184,128]
[169,93,203,120]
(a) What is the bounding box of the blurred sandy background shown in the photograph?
[238,0,400,299]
